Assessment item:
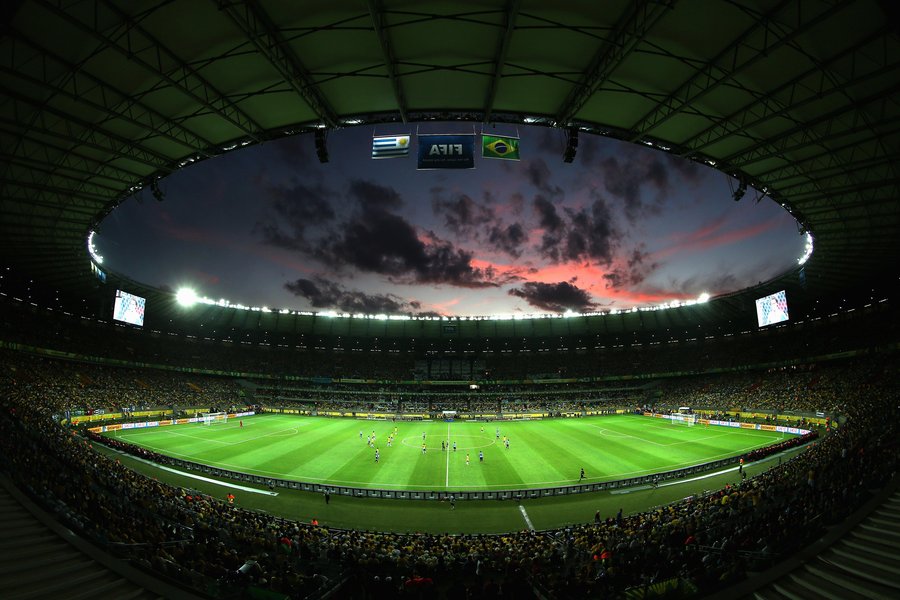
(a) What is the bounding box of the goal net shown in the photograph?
[670,412,697,426]
[201,412,228,426]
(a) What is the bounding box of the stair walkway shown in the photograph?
[0,477,206,600]
[750,489,900,600]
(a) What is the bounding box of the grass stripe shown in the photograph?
[107,414,790,492]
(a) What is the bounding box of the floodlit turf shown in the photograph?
[104,414,786,491]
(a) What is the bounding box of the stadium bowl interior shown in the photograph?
[1,1,898,599]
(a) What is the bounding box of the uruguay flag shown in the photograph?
[371,135,411,159]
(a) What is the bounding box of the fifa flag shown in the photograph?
[371,135,411,159]
[482,134,520,160]
[417,134,475,169]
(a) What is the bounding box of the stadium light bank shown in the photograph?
[172,287,714,321]
[798,232,814,265]
[86,230,103,264]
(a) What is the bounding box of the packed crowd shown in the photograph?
[1,348,897,599]
[536,358,897,597]
[255,382,644,417]
[657,363,860,414]
[0,351,243,418]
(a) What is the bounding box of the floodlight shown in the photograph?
[176,287,198,307]
[697,292,710,303]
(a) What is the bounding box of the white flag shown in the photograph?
[371,135,411,159]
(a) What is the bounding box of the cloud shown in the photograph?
[533,194,621,265]
[508,281,598,313]
[671,213,730,246]
[315,180,511,288]
[431,190,494,238]
[668,154,702,183]
[533,195,564,232]
[577,133,600,164]
[598,147,672,223]
[656,215,783,261]
[658,253,786,298]
[508,191,525,215]
[564,195,619,264]
[486,222,526,258]
[284,276,422,314]
[431,187,528,259]
[654,271,740,298]
[603,245,659,290]
[533,195,564,259]
[348,179,404,210]
[525,157,563,196]
[255,179,335,250]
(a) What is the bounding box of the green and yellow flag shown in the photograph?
[482,134,520,160]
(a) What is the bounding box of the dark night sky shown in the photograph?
[95,124,805,316]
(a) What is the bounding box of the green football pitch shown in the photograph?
[105,413,785,491]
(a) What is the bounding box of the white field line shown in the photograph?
[119,425,300,448]
[445,422,451,487]
[583,422,664,446]
[112,418,792,490]
[518,504,535,531]
[610,466,738,494]
[610,445,801,494]
[114,434,786,490]
[126,455,278,496]
[586,422,781,449]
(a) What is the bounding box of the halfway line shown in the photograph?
[445,421,451,487]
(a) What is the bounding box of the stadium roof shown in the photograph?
[1,0,899,337]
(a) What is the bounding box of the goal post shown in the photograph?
[670,411,697,426]
[200,412,228,426]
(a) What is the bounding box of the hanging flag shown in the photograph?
[371,135,411,159]
[417,134,475,169]
[482,134,520,160]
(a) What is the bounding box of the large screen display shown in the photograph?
[113,290,146,327]
[755,290,789,327]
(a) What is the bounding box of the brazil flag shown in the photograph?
[482,134,520,160]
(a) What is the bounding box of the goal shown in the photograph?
[670,412,697,427]
[201,412,228,426]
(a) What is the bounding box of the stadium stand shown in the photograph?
[1,327,897,598]
[737,482,900,599]
[1,2,899,597]
[0,475,204,600]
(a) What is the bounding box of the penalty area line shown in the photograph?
[518,504,535,531]
[128,454,278,496]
